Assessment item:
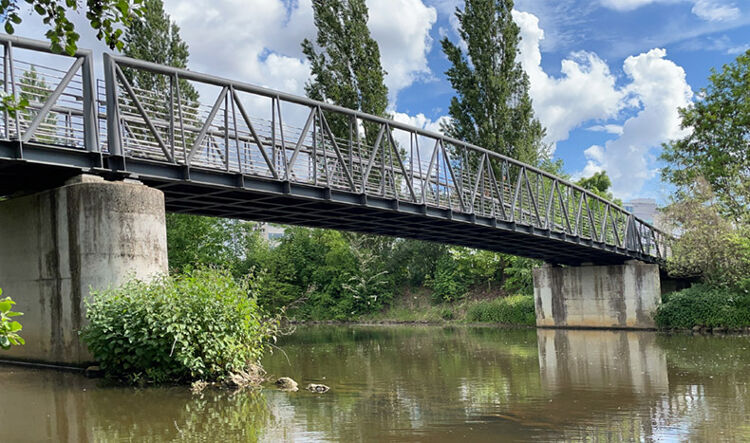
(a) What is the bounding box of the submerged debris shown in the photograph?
[191,380,208,394]
[275,377,299,391]
[226,363,267,389]
[306,383,330,393]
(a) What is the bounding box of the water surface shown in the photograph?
[1,326,749,441]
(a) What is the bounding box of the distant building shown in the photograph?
[624,198,658,224]
[257,223,285,245]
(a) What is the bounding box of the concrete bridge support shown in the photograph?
[533,261,661,329]
[0,175,168,366]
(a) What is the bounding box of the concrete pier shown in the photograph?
[533,261,661,329]
[0,175,168,365]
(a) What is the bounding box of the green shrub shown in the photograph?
[81,268,277,384]
[655,284,750,329]
[439,307,454,320]
[0,288,24,350]
[427,255,467,303]
[466,295,536,325]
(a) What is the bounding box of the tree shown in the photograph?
[661,49,750,225]
[302,0,388,141]
[1,0,142,55]
[441,0,545,164]
[661,178,749,288]
[19,66,58,144]
[576,170,621,205]
[122,0,198,102]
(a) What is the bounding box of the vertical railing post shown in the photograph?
[81,51,99,152]
[3,42,8,139]
[103,53,123,158]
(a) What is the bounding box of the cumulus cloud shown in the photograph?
[587,124,624,135]
[600,0,740,22]
[513,10,624,147]
[165,0,436,103]
[391,111,451,160]
[581,48,693,198]
[513,10,693,198]
[368,0,437,104]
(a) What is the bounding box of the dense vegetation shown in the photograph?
[81,268,277,384]
[656,48,750,330]
[165,219,537,322]
[466,295,536,325]
[655,284,750,329]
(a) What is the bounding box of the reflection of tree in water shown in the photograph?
[262,326,546,441]
[88,387,271,441]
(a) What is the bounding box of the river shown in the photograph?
[1,326,749,441]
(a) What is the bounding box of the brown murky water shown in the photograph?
[2,326,749,442]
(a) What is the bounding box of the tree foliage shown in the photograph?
[0,288,24,350]
[662,179,750,288]
[81,268,278,384]
[302,0,388,140]
[1,0,143,54]
[576,170,621,205]
[441,0,545,163]
[661,49,750,225]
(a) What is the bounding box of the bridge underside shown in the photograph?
[1,143,646,266]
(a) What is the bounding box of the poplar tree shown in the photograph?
[441,0,545,164]
[122,0,198,101]
[301,0,388,141]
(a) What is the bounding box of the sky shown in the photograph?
[13,0,750,203]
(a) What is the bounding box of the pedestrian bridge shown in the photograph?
[0,35,670,266]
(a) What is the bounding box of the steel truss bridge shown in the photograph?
[0,35,670,265]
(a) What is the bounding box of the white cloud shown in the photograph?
[600,0,740,22]
[513,10,693,199]
[368,0,437,104]
[165,0,436,105]
[391,111,450,161]
[586,124,624,135]
[513,10,624,148]
[581,48,693,198]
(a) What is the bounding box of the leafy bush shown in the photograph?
[427,255,467,303]
[81,268,277,384]
[439,307,454,320]
[0,288,24,350]
[654,284,750,329]
[466,295,536,325]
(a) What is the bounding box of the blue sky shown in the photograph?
[15,0,750,203]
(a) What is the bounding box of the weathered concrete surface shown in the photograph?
[0,176,168,365]
[534,261,661,329]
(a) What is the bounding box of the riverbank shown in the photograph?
[289,284,750,335]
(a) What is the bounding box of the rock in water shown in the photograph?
[306,383,330,393]
[275,377,299,391]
